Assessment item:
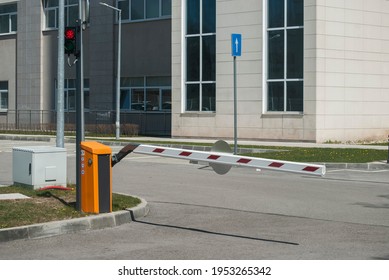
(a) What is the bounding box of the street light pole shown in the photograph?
[100,2,121,140]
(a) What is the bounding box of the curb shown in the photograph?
[324,162,389,171]
[0,197,149,243]
[0,134,51,142]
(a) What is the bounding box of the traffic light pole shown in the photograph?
[75,19,83,211]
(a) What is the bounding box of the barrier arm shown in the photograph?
[111,141,326,177]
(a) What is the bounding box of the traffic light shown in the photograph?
[64,27,78,56]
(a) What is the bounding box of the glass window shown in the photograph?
[132,0,145,20]
[268,30,284,80]
[146,88,160,110]
[185,0,216,112]
[202,84,215,111]
[186,36,200,82]
[120,89,131,109]
[146,0,159,19]
[120,76,171,111]
[131,89,145,110]
[186,84,199,111]
[10,14,16,32]
[161,0,171,17]
[202,0,215,33]
[59,79,89,111]
[0,3,17,34]
[268,82,284,111]
[43,0,78,29]
[117,0,171,22]
[161,89,171,111]
[118,0,130,20]
[287,0,303,26]
[268,0,284,28]
[187,0,200,35]
[0,81,8,110]
[202,35,216,81]
[287,81,303,111]
[287,28,303,79]
[0,15,9,34]
[266,0,304,112]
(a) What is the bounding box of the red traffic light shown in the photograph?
[65,28,76,40]
[64,27,78,56]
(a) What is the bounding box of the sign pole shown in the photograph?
[231,34,241,155]
[233,55,237,155]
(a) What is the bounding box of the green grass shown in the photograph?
[244,147,388,163]
[0,186,141,229]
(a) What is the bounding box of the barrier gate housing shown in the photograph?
[80,141,112,213]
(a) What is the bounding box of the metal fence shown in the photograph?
[0,110,171,136]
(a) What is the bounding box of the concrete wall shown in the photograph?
[172,0,389,142]
[16,0,42,113]
[315,0,389,142]
[172,0,316,141]
[0,36,16,112]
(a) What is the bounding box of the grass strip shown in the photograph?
[0,186,141,229]
[244,147,388,163]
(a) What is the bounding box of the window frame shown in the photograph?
[0,81,9,111]
[116,0,172,23]
[43,0,79,30]
[183,0,216,113]
[54,79,90,112]
[120,76,172,112]
[0,3,17,35]
[263,0,304,114]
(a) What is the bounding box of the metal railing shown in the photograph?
[0,110,171,136]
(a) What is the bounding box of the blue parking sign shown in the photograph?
[231,34,242,56]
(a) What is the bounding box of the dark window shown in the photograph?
[0,3,17,34]
[287,0,303,26]
[186,37,200,82]
[0,81,8,110]
[268,0,284,28]
[287,81,303,111]
[186,84,200,111]
[268,82,284,111]
[132,0,145,20]
[202,0,215,33]
[267,0,304,112]
[187,0,200,35]
[268,30,284,79]
[287,28,304,79]
[120,76,171,111]
[202,35,216,81]
[185,0,216,112]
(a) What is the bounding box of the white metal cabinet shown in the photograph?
[13,146,67,189]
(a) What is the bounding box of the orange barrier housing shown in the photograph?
[80,141,112,213]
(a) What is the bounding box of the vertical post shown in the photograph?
[79,0,85,141]
[387,135,389,164]
[116,10,122,140]
[75,19,82,211]
[231,33,241,155]
[56,0,65,148]
[233,56,237,155]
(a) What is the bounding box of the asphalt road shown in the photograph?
[1,140,389,259]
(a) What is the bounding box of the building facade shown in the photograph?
[171,0,389,142]
[0,0,172,135]
[1,0,389,142]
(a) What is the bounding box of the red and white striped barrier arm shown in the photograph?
[131,144,326,176]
